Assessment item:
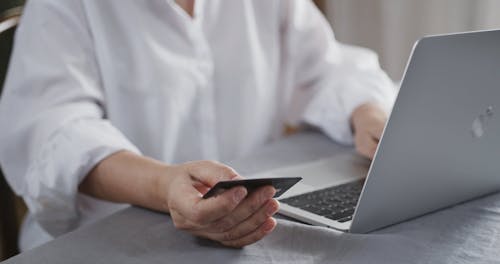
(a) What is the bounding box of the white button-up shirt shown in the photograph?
[0,0,396,250]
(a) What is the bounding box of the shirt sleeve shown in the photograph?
[280,0,397,145]
[0,0,140,236]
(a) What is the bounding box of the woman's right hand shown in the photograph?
[80,151,278,248]
[158,160,280,248]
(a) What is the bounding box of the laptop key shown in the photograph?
[337,215,353,223]
[281,179,363,222]
[328,208,355,220]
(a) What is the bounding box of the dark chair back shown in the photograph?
[0,5,25,261]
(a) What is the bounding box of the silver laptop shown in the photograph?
[269,30,500,233]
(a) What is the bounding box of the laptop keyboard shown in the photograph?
[280,179,364,223]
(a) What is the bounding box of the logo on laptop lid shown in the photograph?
[471,106,494,139]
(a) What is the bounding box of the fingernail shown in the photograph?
[234,188,247,203]
[263,219,275,232]
[266,201,278,216]
[262,187,276,201]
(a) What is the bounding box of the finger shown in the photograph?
[366,139,378,160]
[205,186,276,232]
[201,199,279,242]
[220,218,277,248]
[190,186,247,225]
[192,180,212,194]
[368,121,385,142]
[187,160,242,186]
[193,216,277,248]
[355,132,378,160]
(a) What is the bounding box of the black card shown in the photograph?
[202,177,302,199]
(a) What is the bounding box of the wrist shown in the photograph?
[151,163,175,213]
[351,103,367,133]
[351,102,378,131]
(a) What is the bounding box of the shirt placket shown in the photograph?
[165,0,218,160]
[190,16,218,160]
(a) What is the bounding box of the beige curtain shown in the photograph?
[323,0,500,80]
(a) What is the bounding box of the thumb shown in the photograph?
[192,186,247,224]
[187,160,243,187]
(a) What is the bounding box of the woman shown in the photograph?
[0,0,395,250]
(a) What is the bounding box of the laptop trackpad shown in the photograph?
[249,152,370,197]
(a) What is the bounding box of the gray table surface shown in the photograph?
[4,132,500,263]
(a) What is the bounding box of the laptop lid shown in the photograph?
[350,30,500,233]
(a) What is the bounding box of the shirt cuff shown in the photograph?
[23,118,140,236]
[302,76,397,145]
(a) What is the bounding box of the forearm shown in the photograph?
[80,153,280,247]
[79,151,170,212]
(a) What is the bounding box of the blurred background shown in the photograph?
[316,0,500,81]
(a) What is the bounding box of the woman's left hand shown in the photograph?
[351,103,389,160]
